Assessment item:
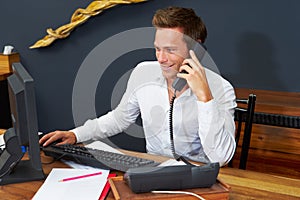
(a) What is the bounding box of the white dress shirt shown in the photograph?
[72,61,237,166]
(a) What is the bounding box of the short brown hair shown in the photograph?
[152,6,207,43]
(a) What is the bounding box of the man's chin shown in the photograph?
[162,71,177,80]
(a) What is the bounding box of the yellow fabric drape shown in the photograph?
[30,0,147,49]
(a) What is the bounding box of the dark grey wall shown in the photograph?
[1,0,299,150]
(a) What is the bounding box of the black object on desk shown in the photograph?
[0,79,12,128]
[124,162,220,193]
[0,63,44,185]
[42,143,160,172]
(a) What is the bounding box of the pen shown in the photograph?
[59,171,102,182]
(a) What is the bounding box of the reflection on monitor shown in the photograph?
[0,62,44,185]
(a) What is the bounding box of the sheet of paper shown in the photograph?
[158,159,187,166]
[61,159,103,170]
[0,134,4,149]
[85,140,124,154]
[32,168,110,200]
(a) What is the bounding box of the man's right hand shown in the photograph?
[39,130,77,147]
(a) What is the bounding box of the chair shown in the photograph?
[253,112,300,128]
[229,94,256,169]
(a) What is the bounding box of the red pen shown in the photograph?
[59,171,102,182]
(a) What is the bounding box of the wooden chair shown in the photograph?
[253,112,300,128]
[229,94,256,169]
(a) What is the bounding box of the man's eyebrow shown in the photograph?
[154,44,178,49]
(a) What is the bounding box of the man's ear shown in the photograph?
[193,42,207,61]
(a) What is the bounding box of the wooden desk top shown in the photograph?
[0,129,6,135]
[0,150,299,200]
[0,72,12,81]
[218,168,300,200]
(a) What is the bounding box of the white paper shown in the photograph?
[3,45,14,55]
[85,140,124,154]
[0,134,5,149]
[158,159,200,167]
[62,159,103,170]
[158,159,187,166]
[32,168,110,200]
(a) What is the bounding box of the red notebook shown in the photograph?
[99,173,117,200]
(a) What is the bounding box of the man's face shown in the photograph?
[154,27,189,80]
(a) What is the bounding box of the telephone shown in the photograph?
[172,42,207,91]
[124,162,220,193]
[169,42,207,165]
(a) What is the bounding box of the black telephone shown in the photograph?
[169,42,207,165]
[172,42,207,91]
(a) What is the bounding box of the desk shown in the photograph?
[0,129,5,135]
[0,150,299,200]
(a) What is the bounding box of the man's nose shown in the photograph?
[157,51,167,63]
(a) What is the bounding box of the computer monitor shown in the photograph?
[0,62,44,185]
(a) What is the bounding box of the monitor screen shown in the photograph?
[0,62,44,185]
[7,62,38,146]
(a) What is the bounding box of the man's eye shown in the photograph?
[167,48,176,53]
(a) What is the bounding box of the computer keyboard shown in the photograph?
[41,144,160,172]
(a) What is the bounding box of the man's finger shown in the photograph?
[189,50,201,67]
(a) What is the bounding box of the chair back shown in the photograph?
[229,94,256,169]
[253,112,300,128]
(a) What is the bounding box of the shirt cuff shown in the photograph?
[69,126,90,143]
[197,98,216,115]
[197,98,218,142]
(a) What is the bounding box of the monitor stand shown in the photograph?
[0,160,44,185]
[0,128,44,185]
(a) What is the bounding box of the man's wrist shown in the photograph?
[196,91,213,102]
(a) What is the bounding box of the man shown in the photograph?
[40,6,236,166]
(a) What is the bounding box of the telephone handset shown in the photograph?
[168,42,207,165]
[172,42,207,91]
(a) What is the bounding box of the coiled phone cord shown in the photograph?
[169,90,195,166]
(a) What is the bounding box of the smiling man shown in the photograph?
[40,6,237,167]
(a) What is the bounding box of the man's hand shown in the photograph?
[177,50,213,102]
[39,130,77,147]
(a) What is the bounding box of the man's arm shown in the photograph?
[197,77,236,166]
